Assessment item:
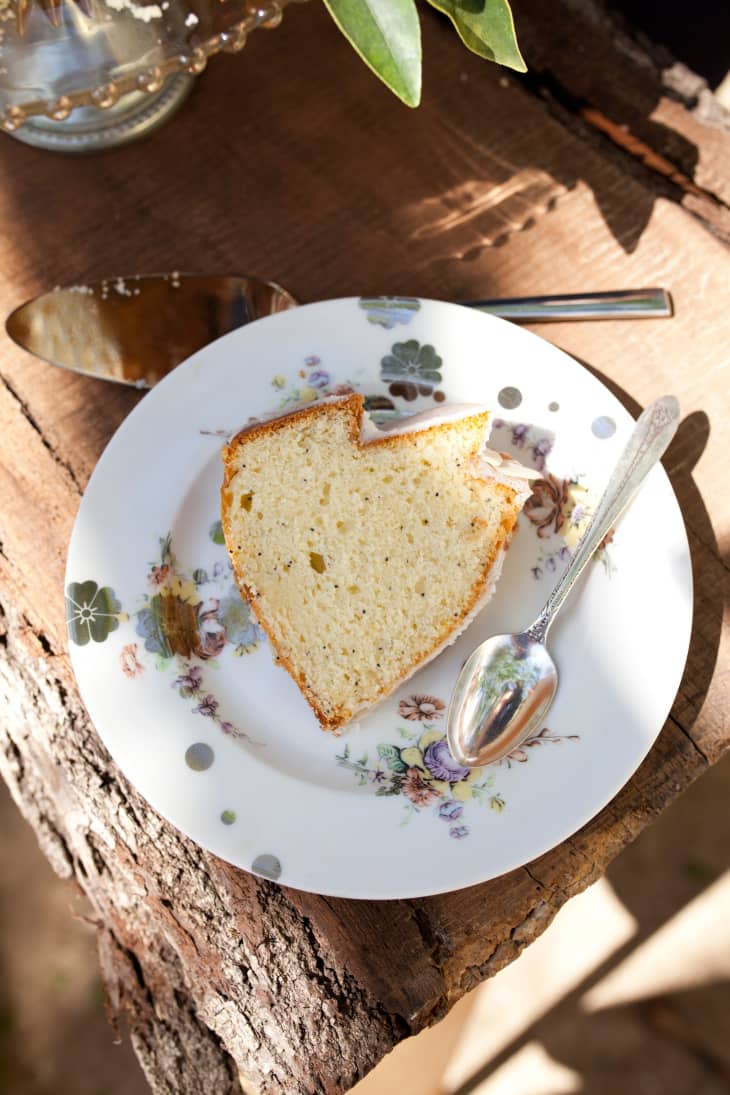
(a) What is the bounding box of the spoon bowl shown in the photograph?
[447,395,681,769]
[448,633,557,766]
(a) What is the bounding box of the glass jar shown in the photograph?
[0,0,301,151]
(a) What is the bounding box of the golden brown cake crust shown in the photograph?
[221,394,523,732]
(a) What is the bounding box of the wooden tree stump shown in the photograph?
[1,2,728,1091]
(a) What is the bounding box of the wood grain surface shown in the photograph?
[0,1,728,1092]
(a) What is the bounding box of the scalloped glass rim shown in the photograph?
[1,0,306,131]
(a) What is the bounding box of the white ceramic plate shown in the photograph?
[65,298,692,899]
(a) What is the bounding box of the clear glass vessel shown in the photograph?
[0,0,301,150]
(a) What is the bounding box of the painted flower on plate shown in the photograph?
[162,574,199,605]
[560,481,593,549]
[120,643,144,678]
[359,296,421,329]
[335,694,506,839]
[398,694,445,721]
[380,340,442,385]
[423,739,470,783]
[193,598,226,660]
[194,693,219,718]
[148,564,170,588]
[136,599,171,657]
[402,767,440,807]
[532,436,553,472]
[175,665,203,696]
[438,800,464,821]
[308,368,331,389]
[218,591,260,649]
[65,580,121,646]
[523,475,570,539]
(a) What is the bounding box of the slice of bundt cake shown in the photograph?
[221,393,531,732]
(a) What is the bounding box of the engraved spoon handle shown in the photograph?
[526,396,680,643]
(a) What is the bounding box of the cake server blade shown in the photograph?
[5,277,672,389]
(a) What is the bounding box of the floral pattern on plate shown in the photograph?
[492,417,554,472]
[173,664,262,747]
[495,727,580,768]
[380,339,447,404]
[66,548,263,745]
[268,354,417,427]
[133,530,264,741]
[358,296,421,328]
[271,354,359,408]
[336,693,581,838]
[524,473,616,578]
[209,341,448,437]
[491,419,617,577]
[65,580,124,645]
[135,530,262,663]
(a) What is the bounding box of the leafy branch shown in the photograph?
[323,0,525,108]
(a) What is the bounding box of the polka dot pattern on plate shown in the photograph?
[221,810,236,825]
[497,386,522,410]
[549,401,559,412]
[252,854,282,881]
[185,742,214,771]
[592,415,616,439]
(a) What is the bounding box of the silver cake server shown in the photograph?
[5,276,672,389]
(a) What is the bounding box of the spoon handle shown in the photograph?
[527,396,681,643]
[465,288,672,322]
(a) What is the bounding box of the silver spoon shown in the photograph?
[446,395,681,769]
[5,276,672,389]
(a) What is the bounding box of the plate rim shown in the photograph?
[65,296,693,898]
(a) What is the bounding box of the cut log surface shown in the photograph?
[0,1,728,1092]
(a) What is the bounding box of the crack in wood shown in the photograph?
[39,812,75,872]
[0,372,84,494]
[459,896,556,993]
[101,930,243,1095]
[21,612,55,656]
[522,863,544,889]
[403,902,445,971]
[669,714,709,766]
[2,727,25,786]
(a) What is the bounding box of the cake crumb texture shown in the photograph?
[221,394,522,731]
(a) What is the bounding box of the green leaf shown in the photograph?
[425,0,526,72]
[323,0,422,107]
[160,533,172,563]
[377,779,404,796]
[377,743,408,772]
